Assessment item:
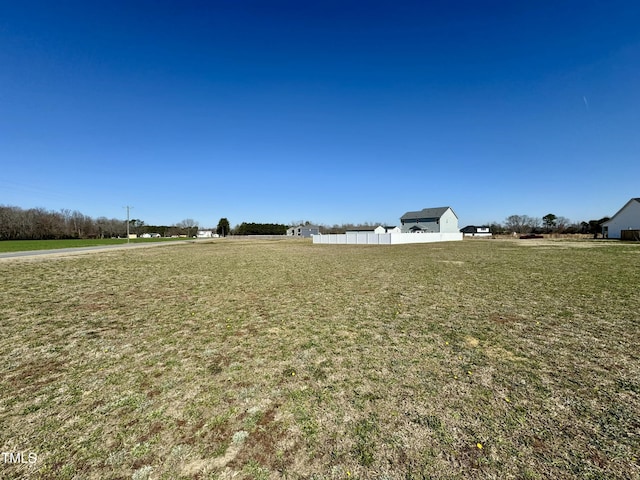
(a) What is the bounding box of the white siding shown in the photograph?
[604,200,640,238]
[439,208,460,233]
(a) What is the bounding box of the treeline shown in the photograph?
[0,205,125,240]
[0,205,201,240]
[292,215,611,236]
[234,222,288,235]
[231,221,385,235]
[490,214,610,237]
[319,222,384,234]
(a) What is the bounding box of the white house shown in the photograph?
[400,207,459,233]
[602,198,640,239]
[460,225,492,237]
[378,225,401,233]
[197,230,214,238]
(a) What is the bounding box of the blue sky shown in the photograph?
[2,1,639,228]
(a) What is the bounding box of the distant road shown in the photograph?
[0,239,197,260]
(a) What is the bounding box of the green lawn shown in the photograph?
[0,238,638,479]
[0,237,184,253]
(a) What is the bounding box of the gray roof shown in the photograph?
[400,207,455,221]
[346,227,376,232]
[460,225,490,232]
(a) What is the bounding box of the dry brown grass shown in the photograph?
[0,238,638,479]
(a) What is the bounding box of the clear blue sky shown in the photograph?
[2,1,639,228]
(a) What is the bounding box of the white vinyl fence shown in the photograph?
[312,232,463,245]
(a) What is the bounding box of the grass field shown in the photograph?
[0,237,184,253]
[1,238,638,479]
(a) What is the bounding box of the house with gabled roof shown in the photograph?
[400,207,459,233]
[602,198,640,239]
[460,225,492,237]
[379,225,401,233]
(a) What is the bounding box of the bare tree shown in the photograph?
[529,217,542,233]
[555,216,572,233]
[96,217,114,239]
[33,208,59,239]
[177,218,199,237]
[504,215,531,234]
[0,206,20,239]
[60,209,73,237]
[130,219,145,235]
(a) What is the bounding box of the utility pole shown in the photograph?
[124,206,133,243]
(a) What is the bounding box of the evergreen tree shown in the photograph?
[216,218,230,237]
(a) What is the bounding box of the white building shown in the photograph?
[196,230,214,238]
[602,198,640,239]
[376,226,401,234]
[460,225,492,237]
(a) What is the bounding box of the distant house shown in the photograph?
[378,225,401,234]
[400,207,459,233]
[196,230,214,238]
[344,226,400,234]
[602,198,640,239]
[141,233,161,238]
[287,225,320,238]
[460,225,492,237]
